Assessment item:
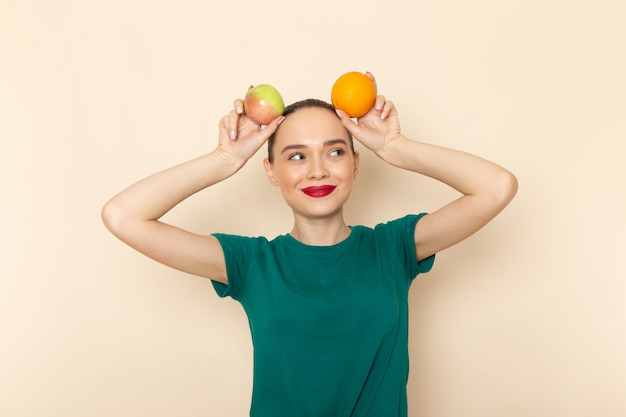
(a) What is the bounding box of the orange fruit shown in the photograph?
[331,71,377,118]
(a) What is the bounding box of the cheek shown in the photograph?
[331,162,357,179]
[274,165,303,186]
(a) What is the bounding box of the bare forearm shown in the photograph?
[377,135,517,200]
[102,149,243,228]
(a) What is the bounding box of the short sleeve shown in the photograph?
[210,233,268,301]
[413,213,435,275]
[376,213,435,282]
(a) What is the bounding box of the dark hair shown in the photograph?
[267,98,355,163]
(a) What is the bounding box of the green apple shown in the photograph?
[243,84,285,125]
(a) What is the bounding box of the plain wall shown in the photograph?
[1,0,625,416]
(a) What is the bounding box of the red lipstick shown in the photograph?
[301,185,336,198]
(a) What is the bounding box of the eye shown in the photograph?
[288,152,305,161]
[329,148,346,157]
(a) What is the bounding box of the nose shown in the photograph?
[307,155,329,180]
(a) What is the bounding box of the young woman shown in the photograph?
[102,74,518,416]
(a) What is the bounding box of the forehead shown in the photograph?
[274,107,350,146]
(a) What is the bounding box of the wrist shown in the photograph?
[374,135,409,164]
[211,148,248,174]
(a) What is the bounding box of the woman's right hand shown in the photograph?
[217,98,283,163]
[101,97,284,284]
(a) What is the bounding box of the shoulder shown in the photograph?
[350,214,425,253]
[212,233,272,258]
[366,213,427,238]
[353,214,434,279]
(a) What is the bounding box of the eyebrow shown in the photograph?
[280,139,348,155]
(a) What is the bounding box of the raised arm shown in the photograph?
[101,101,282,282]
[337,84,517,261]
[377,135,517,261]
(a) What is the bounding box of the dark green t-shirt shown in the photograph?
[212,214,435,417]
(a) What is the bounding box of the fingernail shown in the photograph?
[230,130,236,140]
[236,105,243,114]
[381,111,387,120]
[277,116,285,125]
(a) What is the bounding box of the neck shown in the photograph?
[290,216,351,246]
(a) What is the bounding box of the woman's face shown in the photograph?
[263,107,360,220]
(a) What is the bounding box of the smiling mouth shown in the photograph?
[301,185,337,197]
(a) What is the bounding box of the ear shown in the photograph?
[263,158,279,186]
[353,151,360,179]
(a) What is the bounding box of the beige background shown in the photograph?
[1,0,625,416]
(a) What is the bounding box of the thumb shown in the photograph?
[257,115,284,142]
[335,109,361,137]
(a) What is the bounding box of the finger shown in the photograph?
[233,99,244,115]
[227,109,240,140]
[365,71,379,96]
[336,108,360,136]
[257,115,284,141]
[374,94,386,112]
[380,99,395,120]
[217,114,230,143]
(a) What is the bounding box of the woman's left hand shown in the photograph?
[335,73,402,155]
